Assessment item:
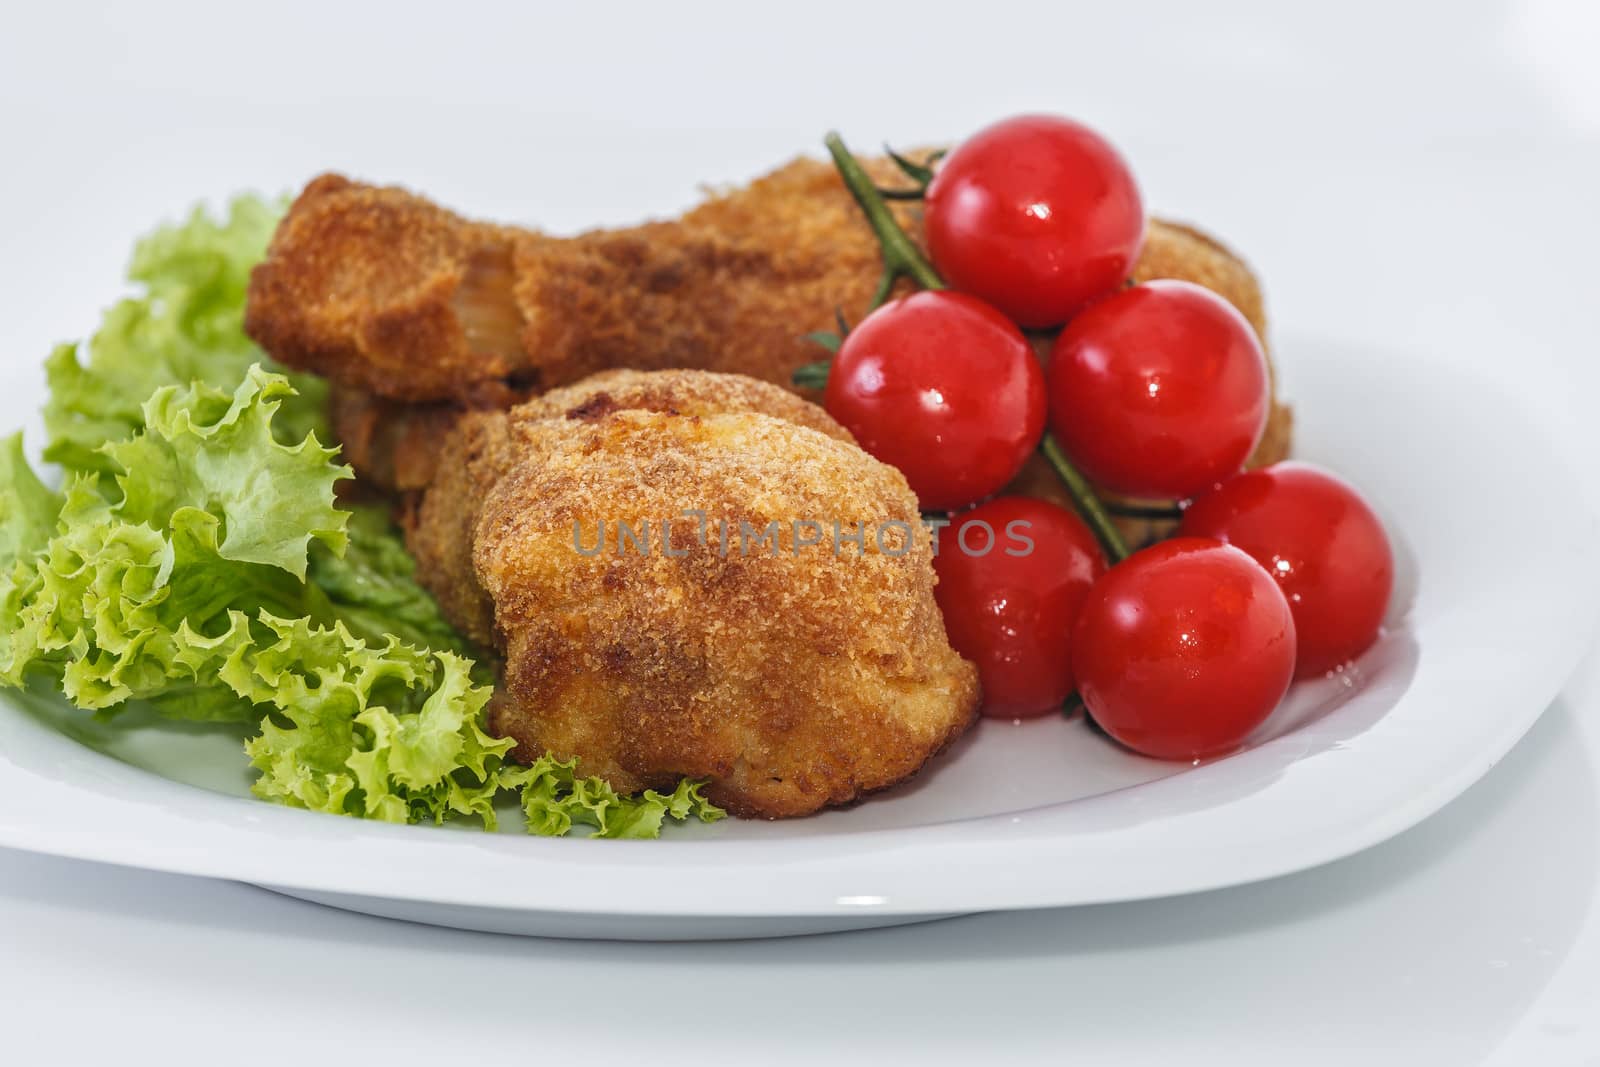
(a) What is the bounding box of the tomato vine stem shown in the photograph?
[1105,501,1184,521]
[824,131,944,305]
[1041,435,1130,562]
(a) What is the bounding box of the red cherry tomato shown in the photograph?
[924,114,1145,328]
[1073,537,1296,760]
[1048,280,1268,500]
[933,497,1107,719]
[824,290,1047,510]
[1179,462,1394,678]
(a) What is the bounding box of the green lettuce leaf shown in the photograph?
[41,196,327,476]
[105,366,349,578]
[506,758,727,839]
[306,504,476,657]
[0,434,62,571]
[236,615,510,824]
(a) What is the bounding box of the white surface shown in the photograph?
[2,0,1599,1059]
[2,336,1592,936]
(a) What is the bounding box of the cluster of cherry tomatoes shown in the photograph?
[821,114,1395,762]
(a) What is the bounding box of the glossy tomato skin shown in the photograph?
[824,290,1047,511]
[1179,462,1394,678]
[1072,537,1296,760]
[925,114,1145,328]
[933,497,1107,720]
[1048,280,1268,500]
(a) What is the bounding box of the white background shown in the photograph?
[2,1,1598,1062]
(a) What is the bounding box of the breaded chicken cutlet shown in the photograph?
[475,406,977,818]
[399,368,974,818]
[244,158,1291,494]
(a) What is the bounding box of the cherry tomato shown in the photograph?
[1178,462,1394,678]
[924,114,1145,328]
[933,497,1107,719]
[1073,537,1296,760]
[1048,280,1268,500]
[824,290,1046,510]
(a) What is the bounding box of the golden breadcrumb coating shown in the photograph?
[506,158,920,392]
[246,174,534,401]
[401,369,853,647]
[473,408,979,818]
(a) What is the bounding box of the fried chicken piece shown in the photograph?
[473,408,978,818]
[401,369,852,647]
[246,161,914,403]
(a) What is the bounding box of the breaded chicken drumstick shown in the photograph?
[474,403,978,818]
[246,163,908,404]
[395,367,976,818]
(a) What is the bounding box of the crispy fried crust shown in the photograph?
[511,158,917,391]
[246,174,536,401]
[400,369,853,648]
[473,409,979,818]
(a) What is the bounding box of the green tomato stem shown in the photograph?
[824,131,945,301]
[1041,434,1130,562]
[1105,501,1185,521]
[791,359,832,390]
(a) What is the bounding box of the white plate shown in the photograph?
[0,333,1595,940]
